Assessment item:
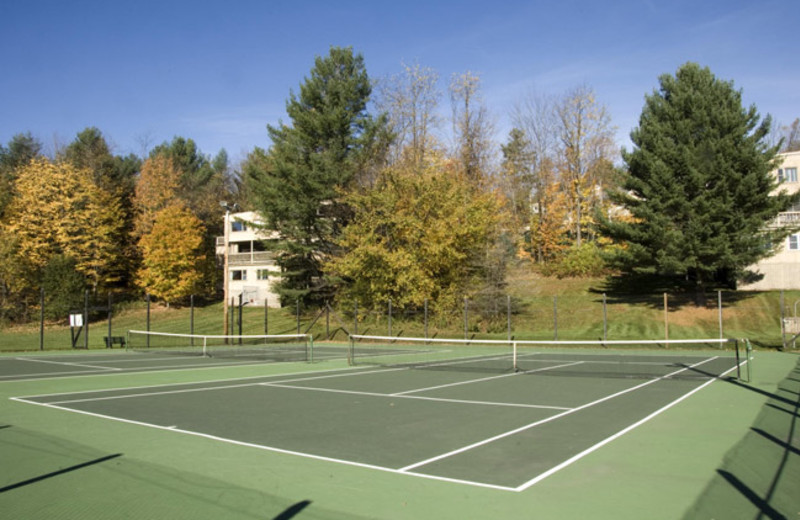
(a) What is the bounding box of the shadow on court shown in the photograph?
[685,358,800,519]
[0,452,123,493]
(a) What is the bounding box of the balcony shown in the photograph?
[228,251,275,266]
[777,212,800,226]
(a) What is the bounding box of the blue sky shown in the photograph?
[1,0,797,163]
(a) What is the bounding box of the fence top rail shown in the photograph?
[349,334,738,347]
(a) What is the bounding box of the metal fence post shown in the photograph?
[146,294,151,348]
[39,287,45,351]
[464,297,468,340]
[507,295,511,342]
[108,292,113,348]
[424,299,428,339]
[84,289,89,349]
[553,296,558,341]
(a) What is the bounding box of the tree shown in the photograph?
[601,63,800,303]
[64,128,140,288]
[499,128,535,237]
[0,133,42,218]
[376,61,441,167]
[449,71,494,182]
[555,84,616,246]
[133,155,183,238]
[136,205,206,304]
[326,152,504,313]
[248,46,386,305]
[149,137,226,234]
[780,118,800,152]
[41,255,86,320]
[3,158,127,293]
[511,90,561,262]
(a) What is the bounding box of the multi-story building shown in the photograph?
[216,211,281,307]
[742,150,800,290]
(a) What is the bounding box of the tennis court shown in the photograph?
[9,339,746,491]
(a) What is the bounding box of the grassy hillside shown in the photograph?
[1,265,795,352]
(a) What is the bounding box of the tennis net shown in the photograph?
[348,334,748,380]
[127,330,312,362]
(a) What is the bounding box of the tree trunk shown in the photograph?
[694,274,707,307]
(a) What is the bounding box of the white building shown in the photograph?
[742,151,800,290]
[216,211,281,307]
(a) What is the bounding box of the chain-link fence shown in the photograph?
[1,287,794,351]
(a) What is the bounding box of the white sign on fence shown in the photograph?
[69,313,83,327]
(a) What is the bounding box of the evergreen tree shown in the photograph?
[602,63,800,302]
[0,133,42,218]
[248,46,386,305]
[41,255,86,321]
[500,128,535,236]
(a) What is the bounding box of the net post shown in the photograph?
[348,335,354,366]
[512,341,518,372]
[746,339,753,383]
[308,334,314,363]
[734,339,741,380]
[203,336,208,358]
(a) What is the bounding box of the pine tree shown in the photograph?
[602,63,800,303]
[248,46,386,305]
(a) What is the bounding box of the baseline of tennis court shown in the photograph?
[11,350,744,490]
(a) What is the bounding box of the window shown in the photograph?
[231,270,246,281]
[789,234,800,251]
[779,167,798,183]
[257,269,270,280]
[231,220,247,232]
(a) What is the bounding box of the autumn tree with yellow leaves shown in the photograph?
[2,158,127,292]
[326,152,505,314]
[136,205,206,305]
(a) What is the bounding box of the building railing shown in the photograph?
[228,252,275,265]
[777,212,800,226]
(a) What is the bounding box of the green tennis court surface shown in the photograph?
[2,345,798,518]
[9,349,742,490]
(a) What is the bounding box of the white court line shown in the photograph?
[260,382,571,411]
[11,365,371,399]
[36,364,407,405]
[514,360,744,491]
[398,356,720,472]
[391,361,585,396]
[0,357,303,384]
[0,368,122,380]
[41,381,265,405]
[10,396,517,492]
[14,357,122,371]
